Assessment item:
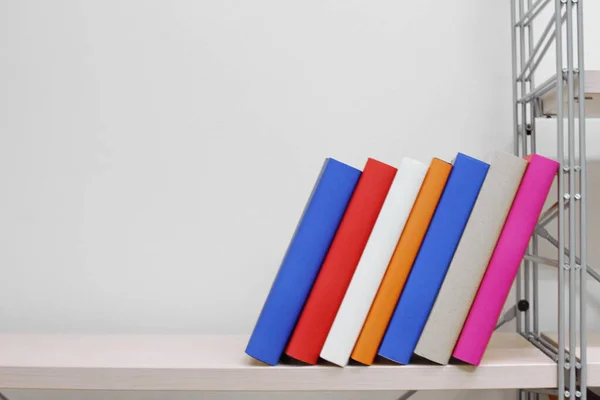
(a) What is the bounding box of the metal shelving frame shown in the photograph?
[398,2,597,400]
[510,0,596,400]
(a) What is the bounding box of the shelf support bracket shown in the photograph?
[536,227,600,283]
[516,0,552,26]
[517,9,563,82]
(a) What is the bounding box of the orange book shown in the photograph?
[350,158,452,365]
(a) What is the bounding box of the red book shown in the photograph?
[285,158,397,364]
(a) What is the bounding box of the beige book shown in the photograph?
[413,151,527,365]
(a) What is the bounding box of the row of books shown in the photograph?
[245,151,559,367]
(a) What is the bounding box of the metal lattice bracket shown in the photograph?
[511,0,588,399]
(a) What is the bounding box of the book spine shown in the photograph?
[350,158,452,365]
[453,154,559,365]
[378,153,489,364]
[414,151,528,364]
[285,158,397,364]
[320,158,428,366]
[245,158,361,365]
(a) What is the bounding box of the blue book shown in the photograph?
[378,153,489,364]
[245,158,361,365]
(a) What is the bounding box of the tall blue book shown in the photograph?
[245,158,361,365]
[378,153,489,364]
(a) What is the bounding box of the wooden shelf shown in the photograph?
[537,70,600,118]
[545,332,600,389]
[590,334,600,386]
[0,332,596,391]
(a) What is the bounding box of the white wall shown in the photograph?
[0,1,598,399]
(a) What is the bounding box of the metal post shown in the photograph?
[565,0,578,395]
[576,0,587,398]
[511,0,523,335]
[519,0,532,336]
[512,0,520,158]
[554,1,566,399]
[527,0,540,340]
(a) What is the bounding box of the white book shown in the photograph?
[413,151,527,365]
[320,157,428,366]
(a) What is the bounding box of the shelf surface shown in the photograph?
[546,332,600,388]
[0,332,597,391]
[591,334,600,386]
[538,70,600,118]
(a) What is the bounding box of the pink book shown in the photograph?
[452,154,558,365]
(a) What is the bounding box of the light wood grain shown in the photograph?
[0,332,595,391]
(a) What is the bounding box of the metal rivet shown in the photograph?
[563,166,570,172]
[575,264,582,270]
[564,264,571,270]
[565,391,571,398]
[574,166,581,171]
[564,193,571,200]
[565,362,571,368]
[576,362,582,369]
[572,0,578,3]
[576,391,582,398]
[575,193,581,200]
